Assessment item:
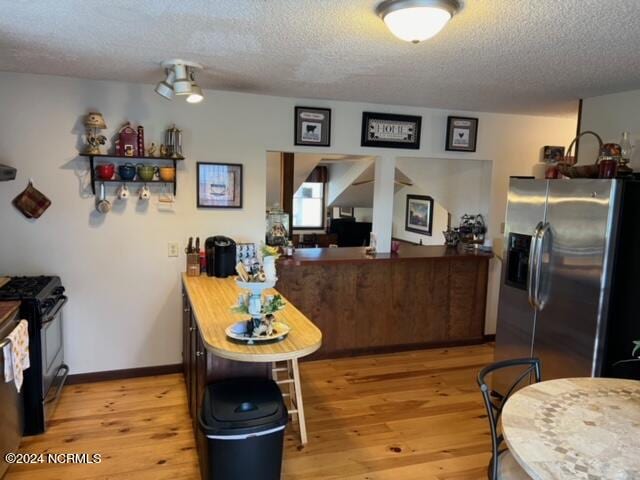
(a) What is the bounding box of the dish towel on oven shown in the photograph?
[3,320,30,392]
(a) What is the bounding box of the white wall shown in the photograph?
[578,89,640,170]
[0,72,575,372]
[326,159,374,206]
[265,151,281,209]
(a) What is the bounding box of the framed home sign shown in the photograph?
[295,106,331,147]
[446,116,479,152]
[405,194,434,236]
[197,162,243,208]
[361,112,421,149]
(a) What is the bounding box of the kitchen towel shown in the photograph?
[3,320,30,392]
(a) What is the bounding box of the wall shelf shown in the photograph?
[80,153,184,195]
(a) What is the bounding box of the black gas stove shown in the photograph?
[0,275,69,435]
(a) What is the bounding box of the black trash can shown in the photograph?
[199,377,288,480]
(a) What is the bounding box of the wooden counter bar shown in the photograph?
[277,245,492,359]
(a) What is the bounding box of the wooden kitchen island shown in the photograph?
[277,245,492,359]
[181,274,321,474]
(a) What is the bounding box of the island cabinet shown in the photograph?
[180,274,322,478]
[276,245,492,359]
[181,289,270,477]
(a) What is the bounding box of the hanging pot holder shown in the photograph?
[12,181,51,219]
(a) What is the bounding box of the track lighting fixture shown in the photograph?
[155,59,204,103]
[186,71,204,104]
[154,69,176,100]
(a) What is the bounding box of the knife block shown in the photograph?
[186,253,200,276]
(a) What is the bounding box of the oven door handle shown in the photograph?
[41,296,68,325]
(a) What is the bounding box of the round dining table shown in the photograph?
[502,377,640,480]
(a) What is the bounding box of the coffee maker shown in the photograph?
[205,236,236,278]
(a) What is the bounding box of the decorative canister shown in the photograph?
[118,122,138,157]
[165,125,178,156]
[174,128,183,158]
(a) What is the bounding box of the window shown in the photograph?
[293,182,324,229]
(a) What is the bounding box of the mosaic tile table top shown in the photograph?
[502,377,640,480]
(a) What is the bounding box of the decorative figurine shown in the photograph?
[159,144,169,157]
[147,143,157,157]
[84,112,107,154]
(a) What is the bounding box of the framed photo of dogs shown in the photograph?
[295,106,331,147]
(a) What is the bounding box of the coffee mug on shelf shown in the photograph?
[137,164,157,182]
[118,163,136,181]
[158,166,176,182]
[138,184,151,200]
[95,163,115,180]
[116,184,129,200]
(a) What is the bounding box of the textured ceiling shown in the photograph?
[2,0,640,116]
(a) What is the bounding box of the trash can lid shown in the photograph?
[200,378,288,437]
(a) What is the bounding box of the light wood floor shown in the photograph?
[7,344,494,480]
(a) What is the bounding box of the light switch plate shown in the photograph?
[168,242,180,257]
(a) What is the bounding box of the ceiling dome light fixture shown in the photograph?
[376,0,460,43]
[155,59,204,103]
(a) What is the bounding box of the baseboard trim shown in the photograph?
[483,334,496,342]
[306,337,491,361]
[66,363,183,385]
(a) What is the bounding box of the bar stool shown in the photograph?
[272,358,307,445]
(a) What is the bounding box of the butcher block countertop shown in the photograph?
[182,274,322,363]
[0,301,20,324]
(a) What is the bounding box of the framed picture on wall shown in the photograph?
[339,206,354,218]
[446,116,479,152]
[542,145,565,163]
[295,106,331,147]
[361,112,421,149]
[197,162,243,208]
[405,194,434,236]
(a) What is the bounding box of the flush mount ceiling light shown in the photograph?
[376,0,460,43]
[155,59,204,103]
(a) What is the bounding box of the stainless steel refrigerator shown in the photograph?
[494,178,640,389]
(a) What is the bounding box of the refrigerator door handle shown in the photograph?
[534,222,551,310]
[528,222,544,309]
